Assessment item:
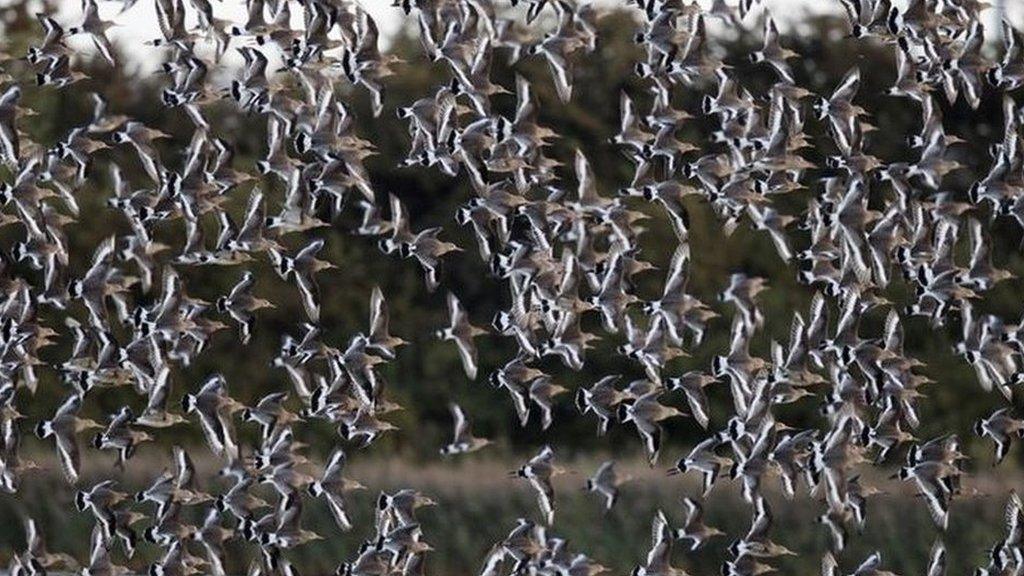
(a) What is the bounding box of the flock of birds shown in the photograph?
[2,0,1024,573]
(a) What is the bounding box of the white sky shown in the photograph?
[32,0,1024,75]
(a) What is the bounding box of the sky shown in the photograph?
[34,0,1024,75]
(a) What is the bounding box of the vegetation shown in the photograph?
[0,2,1022,573]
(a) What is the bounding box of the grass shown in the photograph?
[0,449,1015,575]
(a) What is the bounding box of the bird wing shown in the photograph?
[293,270,322,323]
[831,66,861,104]
[529,476,555,525]
[450,403,469,443]
[323,448,348,483]
[53,421,81,483]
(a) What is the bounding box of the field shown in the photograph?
[0,449,1012,575]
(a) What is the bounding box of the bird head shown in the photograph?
[143,526,160,544]
[726,417,745,439]
[700,95,715,116]
[616,343,637,358]
[711,355,728,377]
[987,66,1003,87]
[181,393,197,414]
[859,426,872,447]
[74,490,88,512]
[967,181,981,204]
[640,184,660,202]
[727,540,741,557]
[674,458,689,474]
[616,402,632,424]
[491,311,512,333]
[238,518,257,541]
[812,97,829,120]
[573,388,589,413]
[308,482,323,497]
[488,371,503,388]
[276,256,293,279]
[886,7,902,35]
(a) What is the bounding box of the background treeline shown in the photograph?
[0,4,1020,461]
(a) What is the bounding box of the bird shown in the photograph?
[676,496,725,551]
[633,509,687,576]
[584,460,630,512]
[0,85,21,166]
[974,408,1024,465]
[15,517,78,573]
[575,375,628,436]
[750,15,797,83]
[83,524,130,576]
[34,393,102,483]
[436,292,488,380]
[241,392,302,443]
[667,371,716,430]
[269,239,335,323]
[528,375,568,431]
[363,286,408,360]
[92,406,153,468]
[181,374,243,459]
[192,507,234,576]
[217,271,275,345]
[619,391,685,465]
[669,433,733,496]
[511,446,564,526]
[849,551,899,576]
[66,0,117,66]
[440,403,492,455]
[308,448,364,531]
